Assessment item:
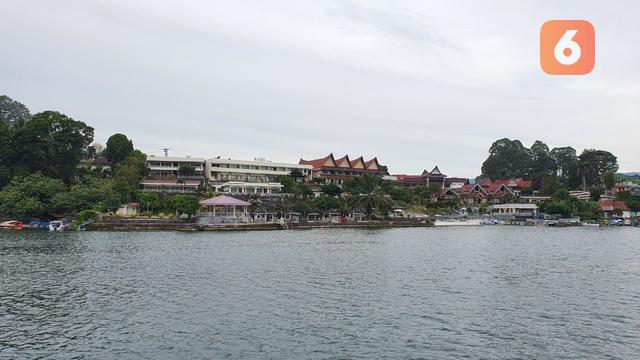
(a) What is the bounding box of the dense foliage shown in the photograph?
[481,138,618,190]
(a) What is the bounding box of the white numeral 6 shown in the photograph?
[554,30,581,65]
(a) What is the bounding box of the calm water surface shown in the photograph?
[1,227,639,359]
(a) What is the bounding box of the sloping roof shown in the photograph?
[299,153,337,169]
[433,188,460,199]
[199,195,251,206]
[364,157,380,170]
[350,156,366,168]
[334,155,352,168]
[598,199,630,212]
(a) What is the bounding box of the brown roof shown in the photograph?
[299,153,336,169]
[598,199,630,212]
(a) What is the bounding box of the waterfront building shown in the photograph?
[455,184,490,205]
[598,199,631,220]
[141,155,205,194]
[299,153,384,186]
[206,157,313,195]
[392,166,446,189]
[492,203,539,219]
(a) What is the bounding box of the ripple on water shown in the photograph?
[0,227,639,359]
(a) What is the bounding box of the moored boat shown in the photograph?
[0,220,24,230]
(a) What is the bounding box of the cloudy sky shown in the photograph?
[1,0,638,176]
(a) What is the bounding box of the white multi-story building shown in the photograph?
[141,156,205,193]
[205,158,313,195]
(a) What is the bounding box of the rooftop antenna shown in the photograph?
[162,148,170,157]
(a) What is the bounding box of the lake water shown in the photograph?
[1,227,639,359]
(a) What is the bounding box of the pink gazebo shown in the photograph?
[199,195,251,217]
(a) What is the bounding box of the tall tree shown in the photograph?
[113,150,147,202]
[103,133,134,165]
[577,149,618,189]
[550,146,578,183]
[12,111,94,185]
[0,95,31,127]
[529,140,557,176]
[481,138,532,180]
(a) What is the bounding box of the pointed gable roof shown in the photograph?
[456,184,489,196]
[334,155,352,168]
[364,157,380,170]
[350,156,366,169]
[299,153,337,169]
[432,188,460,199]
[430,166,442,175]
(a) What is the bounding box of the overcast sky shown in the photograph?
[1,0,638,177]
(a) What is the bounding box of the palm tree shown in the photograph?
[348,193,392,219]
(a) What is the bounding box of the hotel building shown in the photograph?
[205,158,313,195]
[141,155,205,194]
[298,153,384,186]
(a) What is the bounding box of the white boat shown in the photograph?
[581,223,600,227]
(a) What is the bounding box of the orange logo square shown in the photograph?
[540,20,595,75]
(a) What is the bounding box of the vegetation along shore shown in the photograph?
[0,95,638,231]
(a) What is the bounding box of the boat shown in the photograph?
[581,222,600,227]
[48,219,69,231]
[0,220,24,230]
[28,219,50,229]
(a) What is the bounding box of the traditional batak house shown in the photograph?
[477,178,532,195]
[430,188,461,203]
[392,166,446,189]
[483,183,515,204]
[299,153,384,186]
[454,184,490,205]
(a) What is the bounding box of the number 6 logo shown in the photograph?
[541,20,595,75]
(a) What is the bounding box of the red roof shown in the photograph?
[140,179,201,186]
[598,199,630,212]
[300,153,383,173]
[299,153,336,169]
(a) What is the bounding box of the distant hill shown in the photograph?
[619,172,640,177]
[0,95,31,127]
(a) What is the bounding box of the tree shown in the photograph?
[103,133,134,165]
[113,150,147,202]
[481,138,533,180]
[138,192,161,214]
[321,184,342,197]
[276,175,296,193]
[603,171,616,190]
[348,193,392,219]
[0,173,66,219]
[166,194,200,217]
[52,177,119,214]
[550,146,578,182]
[352,173,382,195]
[178,164,195,177]
[289,169,305,182]
[532,173,561,196]
[577,149,618,189]
[0,95,31,127]
[11,111,94,185]
[529,140,557,176]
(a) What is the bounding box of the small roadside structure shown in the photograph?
[116,203,139,217]
[199,195,251,217]
[492,203,538,219]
